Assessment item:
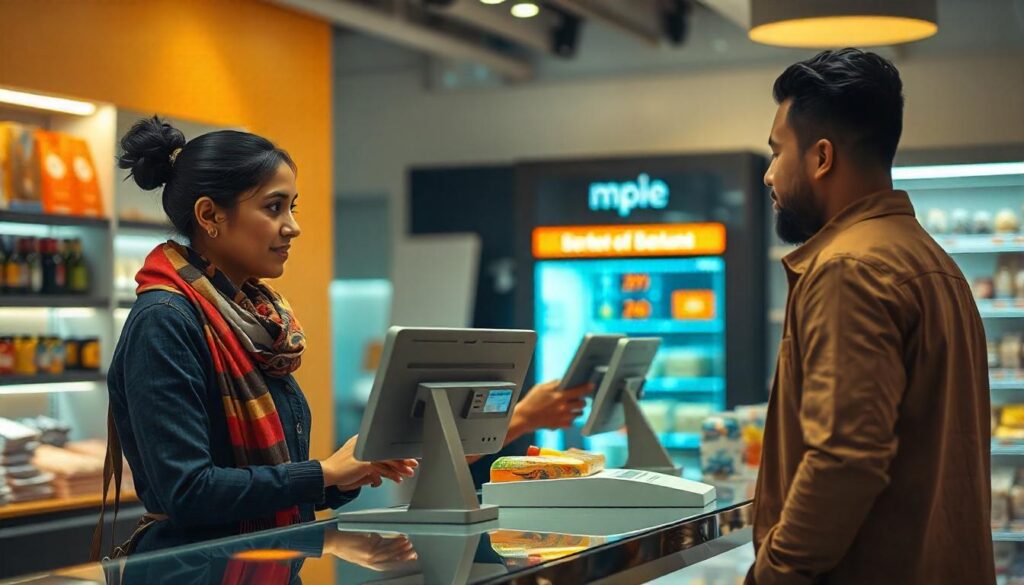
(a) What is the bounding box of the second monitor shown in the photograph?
[581,337,678,473]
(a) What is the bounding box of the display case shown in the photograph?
[0,91,220,522]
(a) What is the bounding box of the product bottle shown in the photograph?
[5,238,27,294]
[66,238,89,294]
[40,238,66,295]
[24,237,43,294]
[996,264,1015,299]
[0,237,7,293]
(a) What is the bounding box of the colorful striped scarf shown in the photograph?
[136,241,306,532]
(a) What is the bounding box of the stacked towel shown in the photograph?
[0,418,54,504]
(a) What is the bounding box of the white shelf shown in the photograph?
[992,443,1024,456]
[992,530,1024,542]
[933,234,1024,254]
[976,300,1024,318]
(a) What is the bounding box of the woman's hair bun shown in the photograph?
[117,116,187,191]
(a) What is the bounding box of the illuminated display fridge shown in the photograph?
[515,153,768,459]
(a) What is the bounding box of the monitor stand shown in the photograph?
[337,385,498,525]
[621,378,680,474]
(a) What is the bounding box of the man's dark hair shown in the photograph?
[773,48,904,168]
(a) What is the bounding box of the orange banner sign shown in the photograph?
[532,223,726,259]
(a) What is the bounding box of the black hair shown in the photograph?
[117,116,295,238]
[773,48,904,168]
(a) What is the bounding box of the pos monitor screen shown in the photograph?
[340,327,536,525]
[556,333,624,391]
[581,337,677,473]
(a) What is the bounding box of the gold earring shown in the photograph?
[208,228,218,238]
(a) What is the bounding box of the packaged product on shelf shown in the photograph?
[34,336,52,374]
[80,337,101,371]
[996,208,1021,234]
[1001,335,1023,371]
[736,404,768,469]
[1016,266,1024,301]
[40,238,66,294]
[19,416,70,447]
[950,208,971,234]
[34,131,75,216]
[3,237,27,294]
[2,122,42,213]
[1010,483,1024,530]
[43,336,65,374]
[64,338,80,370]
[994,467,1014,530]
[974,277,995,300]
[925,208,948,234]
[989,338,1002,369]
[13,335,38,376]
[997,404,1024,442]
[997,264,1016,299]
[64,238,89,294]
[973,210,994,234]
[0,336,13,375]
[65,136,104,217]
[700,412,743,479]
[0,123,11,210]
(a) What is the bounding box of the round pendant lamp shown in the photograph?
[749,0,938,48]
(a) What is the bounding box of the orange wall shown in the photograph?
[0,0,336,462]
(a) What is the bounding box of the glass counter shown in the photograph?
[2,479,754,585]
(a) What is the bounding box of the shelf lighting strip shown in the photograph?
[893,162,1024,181]
[0,308,100,319]
[0,381,96,395]
[0,88,97,116]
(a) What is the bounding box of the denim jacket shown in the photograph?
[107,290,356,553]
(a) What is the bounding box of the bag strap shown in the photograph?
[90,404,123,562]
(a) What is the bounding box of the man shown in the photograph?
[749,49,995,584]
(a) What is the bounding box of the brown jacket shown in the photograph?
[749,191,994,584]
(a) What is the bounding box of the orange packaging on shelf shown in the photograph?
[34,131,75,216]
[2,122,42,213]
[65,136,104,217]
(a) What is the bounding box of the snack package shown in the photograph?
[65,136,103,217]
[35,130,75,215]
[489,455,593,484]
[6,123,42,212]
[526,446,606,475]
[700,412,743,479]
[0,123,11,209]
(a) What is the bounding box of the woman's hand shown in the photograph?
[323,530,418,571]
[512,380,592,434]
[320,435,418,490]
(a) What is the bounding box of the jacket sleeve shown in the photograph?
[319,486,361,511]
[751,257,910,585]
[120,301,326,528]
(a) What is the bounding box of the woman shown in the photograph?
[93,117,416,558]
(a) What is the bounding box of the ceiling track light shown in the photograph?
[0,87,98,116]
[749,0,938,48]
[511,2,540,19]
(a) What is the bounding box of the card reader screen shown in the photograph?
[483,389,513,413]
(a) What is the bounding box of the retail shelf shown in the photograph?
[645,377,725,395]
[934,234,1024,254]
[992,443,1024,456]
[0,491,137,520]
[599,319,724,335]
[0,295,109,308]
[993,530,1024,542]
[660,432,701,451]
[0,372,106,388]
[117,218,174,232]
[991,373,1024,390]
[0,210,109,229]
[976,300,1024,319]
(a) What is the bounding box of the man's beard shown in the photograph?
[773,184,822,245]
